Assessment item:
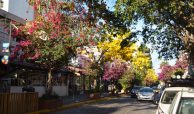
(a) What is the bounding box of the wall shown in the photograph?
[10,86,46,97]
[10,86,22,93]
[10,86,69,97]
[34,86,46,97]
[0,0,9,11]
[53,86,68,96]
[1,0,34,21]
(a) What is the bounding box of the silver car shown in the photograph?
[137,87,154,100]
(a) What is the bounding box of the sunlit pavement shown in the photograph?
[51,96,157,114]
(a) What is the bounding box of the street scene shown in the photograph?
[0,0,194,114]
[51,96,157,114]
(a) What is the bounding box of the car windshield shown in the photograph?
[177,98,194,114]
[161,91,177,104]
[139,88,153,92]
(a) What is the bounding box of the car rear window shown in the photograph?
[139,88,153,92]
[161,91,177,104]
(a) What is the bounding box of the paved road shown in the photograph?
[51,96,157,114]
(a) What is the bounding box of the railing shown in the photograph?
[0,92,38,114]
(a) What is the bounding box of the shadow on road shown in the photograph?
[51,96,157,114]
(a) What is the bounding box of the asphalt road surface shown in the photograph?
[51,96,157,114]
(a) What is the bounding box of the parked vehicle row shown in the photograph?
[130,81,194,114]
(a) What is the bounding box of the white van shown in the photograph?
[168,89,194,114]
[156,87,194,114]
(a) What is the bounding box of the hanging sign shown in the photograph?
[2,43,9,53]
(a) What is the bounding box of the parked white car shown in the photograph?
[156,87,194,114]
[168,90,194,114]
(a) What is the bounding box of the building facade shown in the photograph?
[0,0,34,21]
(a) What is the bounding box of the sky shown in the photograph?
[105,0,176,74]
[130,20,177,73]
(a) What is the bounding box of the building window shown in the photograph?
[0,0,3,8]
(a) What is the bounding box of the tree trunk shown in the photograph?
[96,75,100,92]
[89,76,92,92]
[184,31,194,78]
[82,75,86,93]
[189,48,194,77]
[46,68,52,94]
[111,79,115,94]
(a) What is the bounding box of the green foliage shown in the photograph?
[85,0,129,34]
[119,69,135,91]
[39,42,71,67]
[115,0,194,59]
[174,70,184,76]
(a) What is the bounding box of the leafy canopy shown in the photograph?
[115,0,194,59]
[13,0,99,69]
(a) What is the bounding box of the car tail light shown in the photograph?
[158,107,165,114]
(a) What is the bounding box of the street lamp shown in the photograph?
[172,75,176,79]
[176,75,181,79]
[172,75,181,80]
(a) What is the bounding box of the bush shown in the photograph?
[40,93,59,100]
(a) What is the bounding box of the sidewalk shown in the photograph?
[27,93,112,114]
[59,93,111,105]
[59,93,88,105]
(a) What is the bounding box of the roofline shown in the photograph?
[0,9,26,24]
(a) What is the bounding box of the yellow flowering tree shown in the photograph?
[131,49,152,82]
[98,32,137,62]
[98,32,153,88]
[143,69,158,86]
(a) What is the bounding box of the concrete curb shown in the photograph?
[26,97,113,114]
